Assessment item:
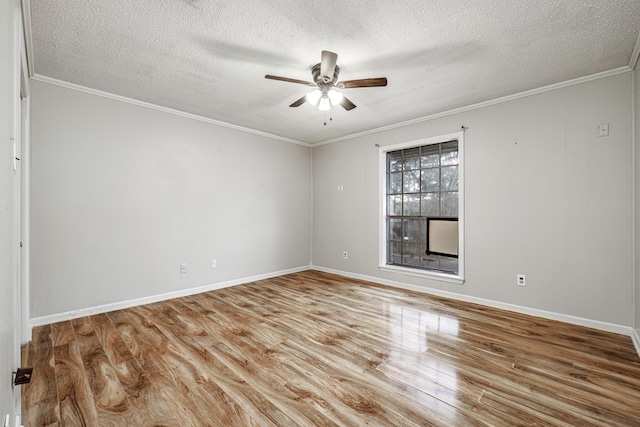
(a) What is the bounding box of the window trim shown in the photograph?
[378,131,465,284]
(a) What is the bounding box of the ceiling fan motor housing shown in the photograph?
[264,51,386,111]
[312,63,340,88]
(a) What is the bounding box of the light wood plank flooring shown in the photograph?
[22,270,640,426]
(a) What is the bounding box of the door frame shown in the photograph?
[19,13,30,346]
[13,1,31,420]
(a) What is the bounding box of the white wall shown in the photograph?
[27,61,638,334]
[30,81,312,318]
[313,72,634,327]
[0,0,20,420]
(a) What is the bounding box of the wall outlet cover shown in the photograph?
[597,123,609,137]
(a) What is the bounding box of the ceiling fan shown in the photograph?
[265,50,387,112]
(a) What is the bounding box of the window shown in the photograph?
[379,132,464,282]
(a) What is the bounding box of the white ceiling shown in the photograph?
[28,0,640,145]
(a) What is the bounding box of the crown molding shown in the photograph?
[630,28,640,70]
[314,66,632,147]
[31,74,311,147]
[31,63,632,149]
[20,0,34,78]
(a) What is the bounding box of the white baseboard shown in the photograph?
[632,328,640,358]
[30,265,311,329]
[28,263,640,361]
[311,265,639,349]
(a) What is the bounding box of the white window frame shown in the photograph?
[378,131,465,284]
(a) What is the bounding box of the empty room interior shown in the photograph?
[2,1,640,426]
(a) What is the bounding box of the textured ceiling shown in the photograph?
[28,0,640,145]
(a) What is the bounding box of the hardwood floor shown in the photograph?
[21,270,640,426]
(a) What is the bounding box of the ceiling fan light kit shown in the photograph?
[265,50,387,115]
[318,96,331,111]
[327,89,343,105]
[306,89,322,106]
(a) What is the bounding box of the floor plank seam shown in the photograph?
[22,271,640,426]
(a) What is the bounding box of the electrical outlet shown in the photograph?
[211,260,217,269]
[597,123,609,137]
[343,251,348,259]
[517,274,525,286]
[180,263,187,274]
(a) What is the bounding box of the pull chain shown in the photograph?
[324,110,334,126]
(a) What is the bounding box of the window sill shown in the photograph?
[378,265,464,285]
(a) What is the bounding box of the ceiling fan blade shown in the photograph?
[339,77,388,88]
[265,75,314,86]
[289,95,307,108]
[340,96,356,111]
[320,50,338,82]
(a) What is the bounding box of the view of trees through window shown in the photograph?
[386,140,459,274]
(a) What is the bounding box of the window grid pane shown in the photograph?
[386,141,459,274]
